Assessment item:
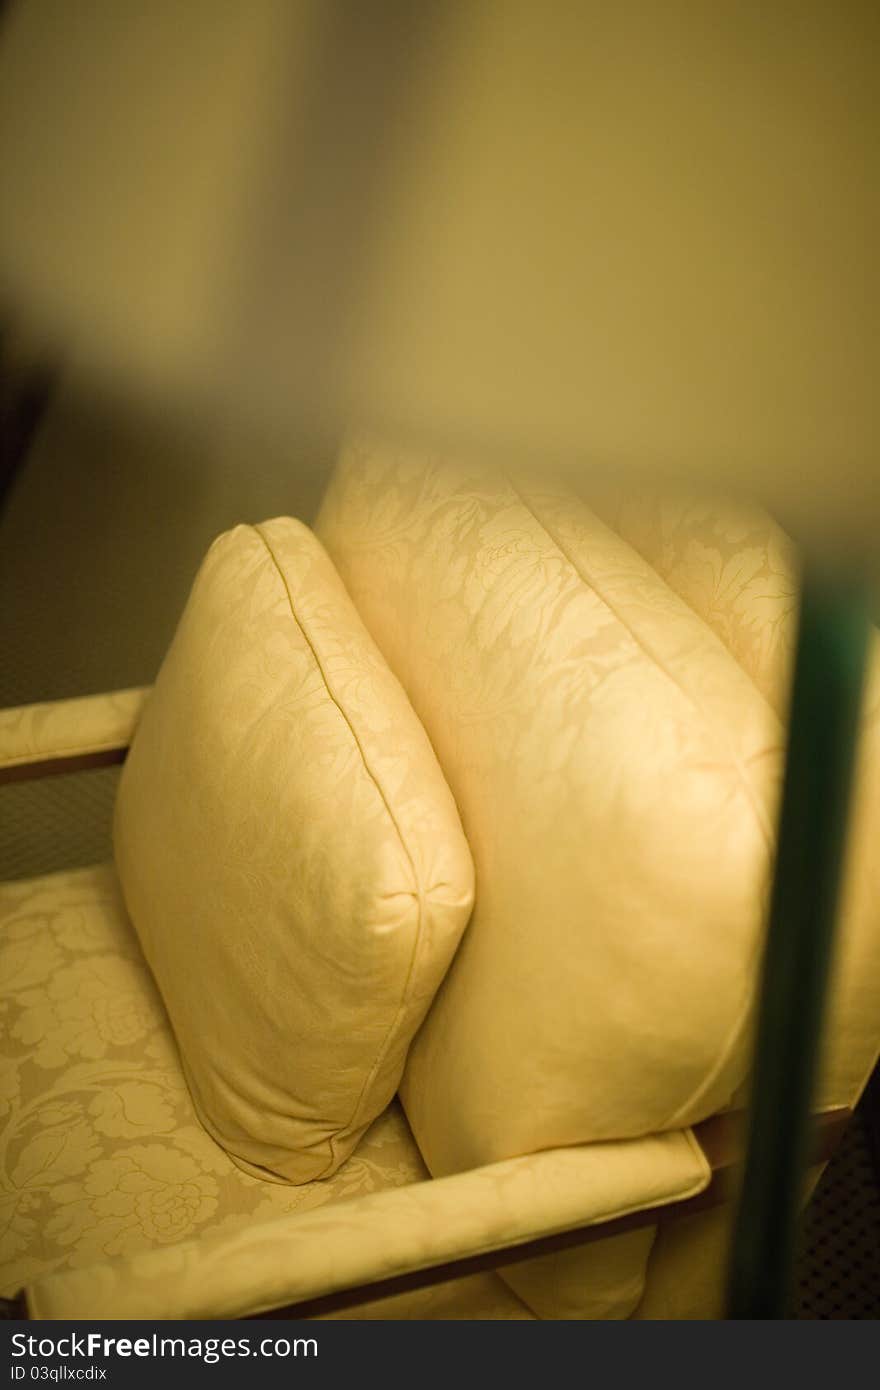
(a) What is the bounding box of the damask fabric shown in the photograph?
[582,481,880,1115]
[579,484,800,716]
[27,1116,706,1320]
[587,487,880,1320]
[1,864,710,1320]
[0,864,529,1318]
[113,518,474,1184]
[317,442,784,1165]
[316,435,880,1317]
[0,688,150,772]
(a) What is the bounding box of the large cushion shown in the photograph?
[318,443,880,1322]
[113,519,474,1183]
[585,480,880,1113]
[317,441,785,1174]
[0,865,526,1319]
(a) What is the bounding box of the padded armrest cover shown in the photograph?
[0,688,151,771]
[25,1127,709,1320]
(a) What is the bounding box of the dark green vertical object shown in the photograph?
[726,572,871,1318]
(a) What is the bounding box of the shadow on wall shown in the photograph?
[0,368,336,707]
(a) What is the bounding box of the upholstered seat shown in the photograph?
[2,451,878,1321]
[0,863,531,1319]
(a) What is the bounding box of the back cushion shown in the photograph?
[316,436,784,1177]
[585,481,880,1117]
[581,481,799,716]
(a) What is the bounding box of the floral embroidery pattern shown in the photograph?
[0,864,525,1316]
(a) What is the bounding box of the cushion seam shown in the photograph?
[252,523,427,1173]
[509,483,777,850]
[596,494,786,722]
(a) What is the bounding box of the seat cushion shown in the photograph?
[0,865,528,1318]
[113,518,474,1183]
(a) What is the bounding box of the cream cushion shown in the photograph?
[317,441,785,1172]
[586,482,880,1113]
[0,865,525,1318]
[317,445,880,1159]
[318,443,880,1322]
[113,518,474,1183]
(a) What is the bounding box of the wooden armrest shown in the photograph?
[15,1107,850,1321]
[254,1105,851,1320]
[0,687,150,786]
[22,1128,710,1320]
[686,1104,850,1210]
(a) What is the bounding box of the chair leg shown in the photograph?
[727,570,870,1318]
[860,1061,880,1189]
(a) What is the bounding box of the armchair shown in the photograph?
[1,440,876,1321]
